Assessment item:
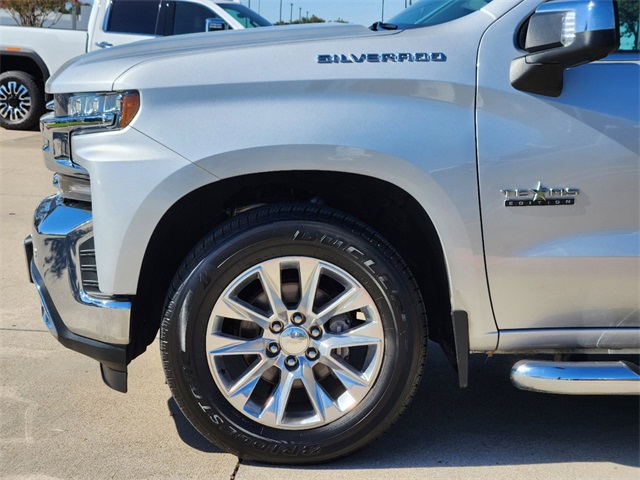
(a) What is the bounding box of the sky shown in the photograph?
[0,0,414,30]
[238,0,415,26]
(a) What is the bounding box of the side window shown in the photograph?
[173,2,225,35]
[219,4,272,28]
[618,0,639,51]
[107,0,161,35]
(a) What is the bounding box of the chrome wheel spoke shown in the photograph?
[256,261,288,319]
[298,258,322,314]
[260,366,296,427]
[228,357,275,398]
[13,106,26,120]
[208,335,269,357]
[321,354,370,389]
[299,359,333,422]
[16,84,28,98]
[320,321,383,351]
[313,287,372,327]
[215,295,271,330]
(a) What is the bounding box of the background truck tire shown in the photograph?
[160,204,427,464]
[0,70,45,130]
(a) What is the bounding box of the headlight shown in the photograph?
[44,91,140,131]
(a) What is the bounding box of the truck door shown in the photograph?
[90,0,160,51]
[476,0,639,346]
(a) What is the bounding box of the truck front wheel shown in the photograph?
[160,205,427,463]
[0,71,45,131]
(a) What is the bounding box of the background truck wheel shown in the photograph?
[0,71,45,131]
[160,205,427,464]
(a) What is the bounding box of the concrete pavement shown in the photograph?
[1,128,638,479]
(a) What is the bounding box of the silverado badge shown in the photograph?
[317,52,447,64]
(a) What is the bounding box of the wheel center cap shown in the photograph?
[279,326,309,355]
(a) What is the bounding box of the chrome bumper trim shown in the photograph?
[53,173,92,202]
[31,195,131,344]
[41,113,115,130]
[30,259,128,392]
[32,261,59,337]
[23,235,34,283]
[40,112,89,176]
[511,360,640,395]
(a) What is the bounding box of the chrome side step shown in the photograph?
[511,360,640,395]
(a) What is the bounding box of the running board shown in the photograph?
[511,360,640,395]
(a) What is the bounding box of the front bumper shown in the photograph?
[26,195,131,391]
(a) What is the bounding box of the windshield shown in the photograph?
[220,4,272,28]
[388,0,492,28]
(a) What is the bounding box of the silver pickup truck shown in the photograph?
[25,0,639,464]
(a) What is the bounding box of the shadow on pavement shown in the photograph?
[167,398,222,454]
[169,343,640,469]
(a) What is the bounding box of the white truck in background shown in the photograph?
[0,0,270,129]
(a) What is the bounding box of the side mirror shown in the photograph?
[206,18,228,32]
[510,0,620,97]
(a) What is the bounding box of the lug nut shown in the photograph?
[267,342,280,356]
[291,312,305,325]
[270,320,284,334]
[306,347,319,361]
[285,356,299,369]
[309,326,322,339]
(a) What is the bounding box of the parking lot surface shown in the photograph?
[1,128,638,479]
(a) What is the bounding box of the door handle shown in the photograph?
[95,41,113,48]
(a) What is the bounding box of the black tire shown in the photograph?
[161,205,427,464]
[0,70,46,131]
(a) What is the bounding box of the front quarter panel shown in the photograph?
[71,127,219,297]
[110,16,502,350]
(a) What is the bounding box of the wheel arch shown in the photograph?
[0,50,50,84]
[129,170,456,369]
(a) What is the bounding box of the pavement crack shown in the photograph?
[229,457,242,480]
[0,327,49,333]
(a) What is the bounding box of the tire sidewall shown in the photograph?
[163,215,424,463]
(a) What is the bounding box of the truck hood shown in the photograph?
[47,24,388,93]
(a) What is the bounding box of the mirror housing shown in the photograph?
[206,18,228,32]
[511,0,620,97]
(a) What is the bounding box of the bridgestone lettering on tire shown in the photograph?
[0,71,45,131]
[160,205,427,464]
